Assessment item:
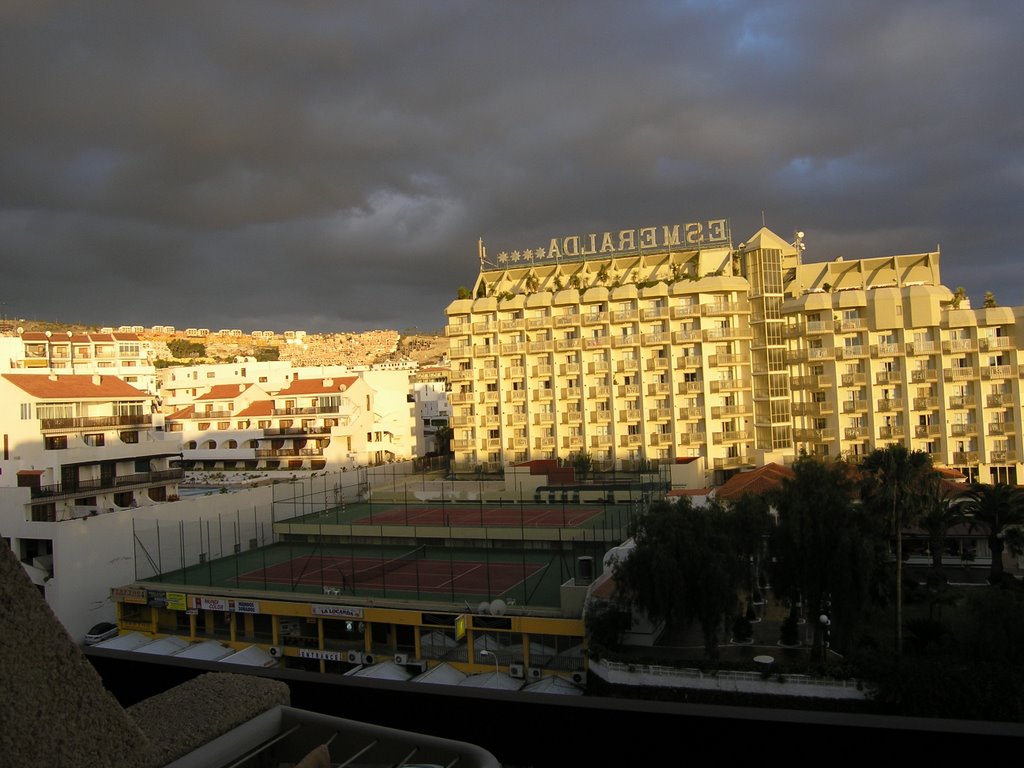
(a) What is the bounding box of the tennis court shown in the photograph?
[232,547,543,598]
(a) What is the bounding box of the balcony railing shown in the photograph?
[914,424,942,438]
[40,414,152,432]
[990,450,1018,463]
[678,431,706,445]
[952,451,979,464]
[32,468,183,499]
[255,448,322,457]
[948,395,976,409]
[987,422,1016,436]
[272,405,347,416]
[714,454,755,469]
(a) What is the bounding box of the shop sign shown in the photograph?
[312,604,364,618]
[111,586,147,604]
[298,649,342,662]
[165,592,187,611]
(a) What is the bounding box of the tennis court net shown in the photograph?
[352,546,425,583]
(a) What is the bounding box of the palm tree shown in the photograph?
[860,444,934,656]
[962,483,1024,583]
[917,475,966,571]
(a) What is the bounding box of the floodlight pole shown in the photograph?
[480,648,500,685]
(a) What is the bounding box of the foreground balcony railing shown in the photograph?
[31,468,183,499]
[40,414,152,432]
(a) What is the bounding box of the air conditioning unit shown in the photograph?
[407,660,427,674]
[570,671,587,686]
[363,653,376,666]
[346,650,363,664]
[527,667,543,680]
[508,663,525,679]
[394,653,409,665]
[268,646,284,658]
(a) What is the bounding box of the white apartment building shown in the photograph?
[1,330,158,394]
[444,221,1022,485]
[0,373,181,522]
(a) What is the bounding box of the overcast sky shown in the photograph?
[2,1,1022,332]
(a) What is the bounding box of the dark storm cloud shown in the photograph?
[2,1,1022,330]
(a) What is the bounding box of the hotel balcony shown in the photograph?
[528,340,553,353]
[616,358,640,372]
[560,387,582,400]
[952,451,979,464]
[676,356,702,370]
[561,411,583,425]
[791,375,831,390]
[708,353,748,367]
[678,406,704,420]
[449,369,472,382]
[533,363,553,376]
[711,404,751,418]
[554,314,579,327]
[583,336,610,350]
[943,367,978,381]
[445,323,470,337]
[942,339,977,353]
[842,400,868,414]
[702,301,748,316]
[590,411,612,423]
[620,433,643,447]
[506,413,526,426]
[870,343,904,357]
[641,332,671,346]
[499,318,524,331]
[40,414,153,433]
[500,342,525,354]
[478,367,498,380]
[611,309,639,322]
[533,412,554,425]
[31,468,183,500]
[452,439,475,450]
[948,395,976,409]
[876,399,899,412]
[714,429,753,444]
[558,362,581,376]
[910,369,938,383]
[878,425,906,440]
[714,454,755,470]
[450,345,472,358]
[703,327,752,342]
[527,317,550,329]
[536,437,557,449]
[671,305,701,319]
[835,345,866,360]
[987,422,1016,436]
[672,329,702,344]
[590,385,611,398]
[905,340,938,355]
[793,428,836,442]
[678,431,706,445]
[914,424,943,438]
[505,390,527,403]
[505,365,525,378]
[590,435,613,447]
[791,401,833,417]
[844,427,871,440]
[648,382,671,396]
[589,360,610,374]
[986,393,1011,407]
[255,447,324,458]
[912,396,939,411]
[563,435,584,450]
[990,450,1018,463]
[678,380,703,394]
[481,391,500,403]
[645,358,670,371]
[531,389,552,402]
[618,384,642,397]
[271,405,351,416]
[648,407,673,421]
[784,349,807,364]
[509,437,528,449]
[709,378,749,393]
[808,347,836,362]
[875,370,901,385]
[483,414,500,428]
[980,336,1013,351]
[582,312,609,325]
[612,335,639,349]
[619,408,642,422]
[555,338,581,352]
[981,365,1014,380]
[450,414,474,427]
[649,433,674,447]
[835,318,866,332]
[950,424,978,437]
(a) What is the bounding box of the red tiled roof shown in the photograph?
[196,383,252,401]
[276,377,358,395]
[236,400,273,417]
[167,405,195,420]
[935,466,967,481]
[21,332,49,341]
[715,463,795,502]
[111,333,140,341]
[667,488,712,497]
[2,374,146,399]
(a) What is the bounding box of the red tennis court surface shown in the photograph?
[350,505,601,527]
[233,553,543,596]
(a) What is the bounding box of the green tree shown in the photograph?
[614,500,738,661]
[433,425,453,456]
[727,492,772,598]
[861,444,934,656]
[571,450,593,482]
[917,474,966,571]
[772,457,884,656]
[166,339,206,358]
[962,482,1024,583]
[456,286,472,300]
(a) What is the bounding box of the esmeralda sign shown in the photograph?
[486,218,730,269]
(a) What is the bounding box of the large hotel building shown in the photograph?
[444,220,1021,486]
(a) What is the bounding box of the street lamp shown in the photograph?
[479,648,500,685]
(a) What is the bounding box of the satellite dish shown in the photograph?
[490,599,507,616]
[477,601,490,615]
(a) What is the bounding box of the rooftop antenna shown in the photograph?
[761,210,766,227]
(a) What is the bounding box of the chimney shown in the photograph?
[48,374,58,382]
[92,375,102,385]
[323,378,333,387]
[238,384,245,393]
